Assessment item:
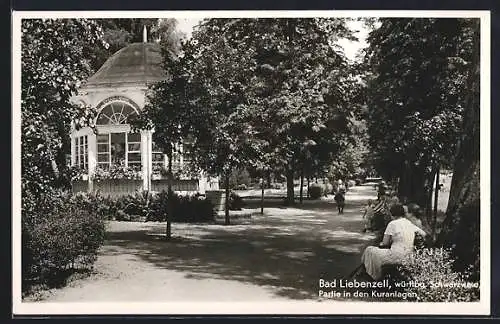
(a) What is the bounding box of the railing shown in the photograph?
[71,178,200,197]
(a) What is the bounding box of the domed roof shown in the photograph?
[84,42,167,88]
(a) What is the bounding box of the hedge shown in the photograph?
[77,191,216,223]
[22,189,106,291]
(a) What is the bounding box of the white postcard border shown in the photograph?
[12,9,491,315]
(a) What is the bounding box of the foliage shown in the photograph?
[22,189,106,291]
[74,191,216,223]
[438,19,480,280]
[308,184,324,200]
[227,168,252,189]
[68,165,88,181]
[229,192,245,210]
[92,165,143,181]
[328,118,370,180]
[398,248,479,302]
[363,18,476,207]
[182,18,360,206]
[22,19,106,195]
[114,191,153,221]
[168,193,216,223]
[127,18,194,235]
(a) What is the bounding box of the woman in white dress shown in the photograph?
[361,203,427,280]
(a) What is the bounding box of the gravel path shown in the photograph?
[30,183,378,303]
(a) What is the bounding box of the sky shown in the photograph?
[175,18,369,62]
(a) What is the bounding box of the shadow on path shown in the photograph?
[100,184,378,300]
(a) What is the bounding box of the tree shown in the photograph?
[182,18,358,220]
[129,18,188,239]
[364,18,474,218]
[253,18,359,204]
[22,19,107,196]
[438,19,480,279]
[189,18,358,205]
[177,19,270,224]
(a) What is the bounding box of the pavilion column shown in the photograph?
[141,130,153,191]
[70,133,76,167]
[87,131,97,192]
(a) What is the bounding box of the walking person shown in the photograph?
[334,189,346,214]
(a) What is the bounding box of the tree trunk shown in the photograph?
[299,168,304,204]
[424,166,438,227]
[438,20,480,278]
[432,165,440,240]
[266,170,271,189]
[285,166,295,205]
[166,149,173,240]
[307,177,310,198]
[260,171,265,215]
[224,173,230,225]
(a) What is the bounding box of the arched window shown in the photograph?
[95,99,141,170]
[96,101,137,125]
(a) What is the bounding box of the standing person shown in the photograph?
[334,189,346,214]
[362,199,375,232]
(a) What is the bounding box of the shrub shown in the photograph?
[169,194,216,223]
[72,192,117,221]
[308,184,323,199]
[397,248,480,302]
[229,191,245,210]
[148,190,170,222]
[22,189,106,291]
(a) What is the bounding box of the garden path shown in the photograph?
[33,183,379,303]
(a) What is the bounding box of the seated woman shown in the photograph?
[360,203,427,280]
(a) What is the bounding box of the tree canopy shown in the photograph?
[363,18,476,208]
[180,18,361,204]
[21,18,107,195]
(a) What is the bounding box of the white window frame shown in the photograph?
[74,135,88,170]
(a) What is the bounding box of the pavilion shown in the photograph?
[70,30,218,196]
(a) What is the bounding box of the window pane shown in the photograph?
[128,143,141,152]
[98,143,109,153]
[128,152,141,163]
[97,134,108,143]
[111,133,126,166]
[98,153,109,162]
[128,133,141,142]
[111,132,126,143]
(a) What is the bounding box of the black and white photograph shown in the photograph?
[12,10,491,315]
